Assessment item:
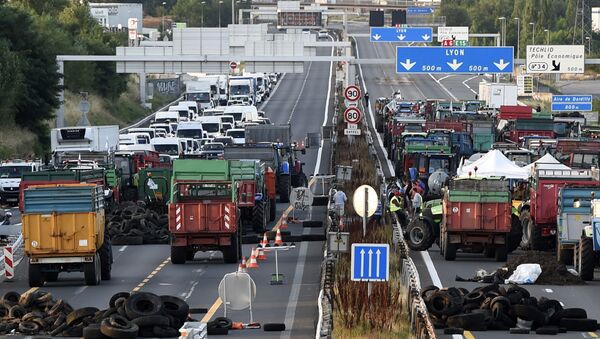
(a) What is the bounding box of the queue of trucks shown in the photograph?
[376,96,600,280]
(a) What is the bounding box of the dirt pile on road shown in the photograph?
[499,251,584,285]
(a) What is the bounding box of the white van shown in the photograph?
[178,101,199,116]
[225,128,245,145]
[150,137,184,159]
[177,121,204,141]
[119,133,152,151]
[127,128,157,139]
[224,105,259,127]
[216,114,235,128]
[203,107,225,117]
[154,111,180,124]
[197,116,223,138]
[168,105,192,121]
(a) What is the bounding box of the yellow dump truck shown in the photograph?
[22,184,112,287]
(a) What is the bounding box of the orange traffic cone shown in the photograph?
[260,233,268,247]
[257,247,267,261]
[274,228,283,246]
[238,257,247,273]
[280,218,288,230]
[247,249,259,268]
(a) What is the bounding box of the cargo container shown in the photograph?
[23,184,112,287]
[441,178,513,261]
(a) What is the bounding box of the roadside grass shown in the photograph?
[0,123,38,158]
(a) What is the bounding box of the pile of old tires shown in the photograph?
[0,290,189,338]
[106,202,169,245]
[422,284,600,335]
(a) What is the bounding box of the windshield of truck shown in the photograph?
[404,125,423,132]
[428,134,451,146]
[177,129,203,139]
[210,85,217,95]
[201,123,220,133]
[0,166,31,178]
[464,102,479,111]
[153,144,179,155]
[230,85,250,96]
[428,157,450,173]
[229,112,243,121]
[114,156,132,175]
[178,111,189,119]
[220,117,234,125]
[187,92,210,103]
[257,78,263,86]
[227,130,245,139]
[508,153,531,166]
[177,183,231,199]
[572,153,599,168]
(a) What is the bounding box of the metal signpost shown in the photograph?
[290,187,314,220]
[551,95,593,112]
[370,27,433,42]
[396,46,514,74]
[526,45,585,74]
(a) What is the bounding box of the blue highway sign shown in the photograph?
[551,95,593,111]
[396,46,514,74]
[351,243,389,282]
[407,7,434,15]
[371,27,433,43]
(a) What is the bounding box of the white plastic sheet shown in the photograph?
[504,263,542,284]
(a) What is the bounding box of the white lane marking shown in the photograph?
[354,36,444,289]
[159,283,173,286]
[314,34,335,176]
[259,73,286,111]
[462,75,479,94]
[75,286,87,295]
[438,74,454,81]
[281,241,309,339]
[119,246,128,252]
[287,62,314,124]
[559,301,564,307]
[452,335,462,339]
[428,73,459,101]
[545,288,553,293]
[184,278,202,301]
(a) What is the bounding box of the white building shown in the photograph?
[89,3,143,32]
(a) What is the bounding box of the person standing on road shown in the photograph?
[333,189,347,216]
[364,92,370,107]
[411,189,423,215]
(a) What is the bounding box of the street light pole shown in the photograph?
[219,1,223,55]
[161,1,166,40]
[201,1,205,27]
[232,0,235,25]
[544,29,549,44]
[498,17,506,46]
[529,22,535,44]
[514,17,520,59]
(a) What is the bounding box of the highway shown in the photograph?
[351,25,600,339]
[0,44,334,338]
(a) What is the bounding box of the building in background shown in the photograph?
[593,7,600,32]
[89,3,143,33]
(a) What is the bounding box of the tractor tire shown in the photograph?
[170,246,186,265]
[186,249,195,261]
[84,253,101,286]
[28,264,44,287]
[269,198,277,222]
[508,214,522,253]
[405,219,434,251]
[495,243,508,262]
[443,232,457,261]
[278,175,291,203]
[529,222,547,251]
[579,236,595,281]
[252,201,267,233]
[99,234,112,281]
[520,211,531,249]
[223,233,239,264]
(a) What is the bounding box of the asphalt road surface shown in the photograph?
[0,43,335,339]
[351,24,600,339]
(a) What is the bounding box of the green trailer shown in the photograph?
[137,168,172,213]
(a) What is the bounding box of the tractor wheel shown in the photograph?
[170,246,186,265]
[28,264,44,287]
[278,175,291,203]
[223,233,239,264]
[443,232,457,261]
[99,235,112,281]
[252,201,267,233]
[405,218,434,251]
[84,253,101,286]
[579,237,595,281]
[269,198,277,222]
[519,211,531,249]
[529,222,547,251]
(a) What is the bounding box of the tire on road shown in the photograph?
[109,293,130,308]
[160,295,189,320]
[131,315,170,328]
[579,236,595,281]
[100,317,139,339]
[124,292,163,320]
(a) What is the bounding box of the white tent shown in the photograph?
[522,153,570,172]
[457,150,529,179]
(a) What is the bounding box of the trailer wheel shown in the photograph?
[252,201,267,233]
[269,198,277,222]
[170,246,186,265]
[278,175,291,203]
[405,219,434,251]
[43,272,59,282]
[443,232,457,261]
[99,233,112,280]
[28,264,44,287]
[223,233,239,264]
[185,249,195,261]
[84,253,101,286]
[579,236,595,281]
[529,222,547,251]
[495,244,508,262]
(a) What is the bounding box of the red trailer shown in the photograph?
[425,121,472,134]
[498,105,533,120]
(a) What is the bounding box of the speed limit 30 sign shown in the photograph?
[344,107,362,124]
[344,85,361,102]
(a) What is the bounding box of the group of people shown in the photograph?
[387,177,425,226]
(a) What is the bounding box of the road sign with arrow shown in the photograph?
[407,7,434,15]
[370,27,433,43]
[396,46,514,74]
[351,243,389,282]
[526,45,584,74]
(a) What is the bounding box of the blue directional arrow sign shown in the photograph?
[407,7,434,15]
[351,243,389,282]
[396,46,514,74]
[371,27,433,43]
[551,95,593,111]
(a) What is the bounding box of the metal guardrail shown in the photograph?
[120,95,184,133]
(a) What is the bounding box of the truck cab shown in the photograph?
[0,160,43,205]
[197,116,223,139]
[151,137,184,160]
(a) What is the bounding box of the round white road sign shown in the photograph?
[344,107,362,124]
[344,85,361,101]
[352,185,378,218]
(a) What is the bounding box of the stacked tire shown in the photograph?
[106,202,169,245]
[422,284,599,334]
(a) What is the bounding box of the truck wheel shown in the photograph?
[405,219,434,251]
[43,272,59,282]
[186,249,195,261]
[519,211,531,249]
[507,215,522,253]
[28,265,44,287]
[223,233,239,264]
[579,237,595,281]
[495,244,508,262]
[252,201,267,233]
[84,253,101,286]
[483,247,496,258]
[529,223,547,251]
[170,246,186,265]
[278,175,291,203]
[269,198,277,222]
[100,234,112,281]
[443,233,457,261]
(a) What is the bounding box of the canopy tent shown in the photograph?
[457,149,529,179]
[522,153,571,172]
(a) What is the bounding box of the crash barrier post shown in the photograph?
[4,233,24,281]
